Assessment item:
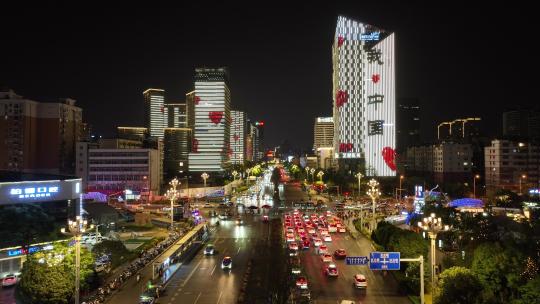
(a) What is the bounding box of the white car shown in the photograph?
[321,254,333,263]
[313,238,322,247]
[1,274,18,287]
[354,274,367,289]
[338,227,347,233]
[324,235,332,242]
[221,257,232,269]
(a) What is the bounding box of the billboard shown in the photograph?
[0,179,82,205]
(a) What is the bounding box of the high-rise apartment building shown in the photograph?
[249,121,260,162]
[485,139,540,192]
[0,89,82,175]
[117,127,148,141]
[314,117,334,169]
[503,109,540,140]
[188,68,231,172]
[144,88,167,139]
[332,16,396,176]
[230,110,247,165]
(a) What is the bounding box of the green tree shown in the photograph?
[92,240,130,268]
[433,266,482,304]
[19,242,96,303]
[0,205,56,248]
[513,276,540,304]
[472,242,524,302]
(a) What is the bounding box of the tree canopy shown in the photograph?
[433,266,482,304]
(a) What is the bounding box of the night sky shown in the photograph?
[1,2,537,149]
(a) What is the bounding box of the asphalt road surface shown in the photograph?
[284,182,410,304]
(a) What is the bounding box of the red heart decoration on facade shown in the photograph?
[209,111,223,124]
[336,90,348,108]
[192,138,199,153]
[194,96,201,105]
[381,147,397,171]
[338,36,345,47]
[339,143,353,152]
[234,134,239,141]
[372,74,380,83]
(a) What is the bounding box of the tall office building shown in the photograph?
[332,16,396,176]
[255,121,265,160]
[314,117,334,169]
[249,120,260,162]
[143,88,167,139]
[503,109,540,140]
[188,67,231,172]
[163,102,191,178]
[230,110,247,164]
[0,89,82,175]
[397,99,421,152]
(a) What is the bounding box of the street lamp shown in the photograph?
[399,175,404,201]
[418,213,449,289]
[519,174,527,195]
[305,166,310,182]
[166,178,179,231]
[317,171,324,182]
[60,216,92,304]
[232,170,238,181]
[246,168,252,185]
[310,168,315,183]
[201,173,209,203]
[366,179,381,219]
[473,174,480,198]
[355,172,364,199]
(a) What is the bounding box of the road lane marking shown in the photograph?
[193,292,202,304]
[181,257,204,287]
[217,291,223,304]
[211,264,217,276]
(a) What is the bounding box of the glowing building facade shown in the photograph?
[230,110,247,165]
[332,16,396,176]
[143,88,167,139]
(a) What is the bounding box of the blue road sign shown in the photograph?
[346,256,369,265]
[369,252,400,270]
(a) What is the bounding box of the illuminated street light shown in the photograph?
[399,175,404,201]
[60,216,92,304]
[201,173,209,203]
[166,178,180,231]
[310,168,315,182]
[473,174,480,198]
[366,179,381,218]
[418,213,450,289]
[355,172,364,198]
[232,170,238,181]
[317,171,324,182]
[305,166,310,182]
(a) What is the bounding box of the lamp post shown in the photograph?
[418,213,449,289]
[355,172,364,199]
[519,174,527,195]
[61,216,92,304]
[232,170,238,181]
[398,175,404,201]
[246,168,252,185]
[305,166,310,182]
[166,178,179,231]
[310,168,315,183]
[367,179,381,217]
[317,171,324,182]
[473,174,480,198]
[201,173,209,203]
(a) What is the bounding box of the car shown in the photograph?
[203,203,212,208]
[338,226,347,233]
[289,242,299,251]
[139,293,156,304]
[353,274,367,289]
[328,225,337,233]
[318,245,328,255]
[324,264,339,277]
[204,244,215,255]
[334,249,347,259]
[289,257,302,274]
[302,239,310,249]
[218,213,229,220]
[321,254,333,263]
[235,217,244,225]
[289,248,298,256]
[2,274,18,287]
[295,276,308,289]
[286,235,296,243]
[313,238,322,247]
[307,228,316,234]
[324,235,332,242]
[263,215,269,222]
[221,256,232,269]
[95,261,111,273]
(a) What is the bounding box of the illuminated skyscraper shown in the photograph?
[333,16,396,176]
[143,88,167,138]
[230,110,247,164]
[188,68,231,172]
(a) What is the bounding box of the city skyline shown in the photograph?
[1,3,537,150]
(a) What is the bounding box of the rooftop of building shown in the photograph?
[0,171,80,183]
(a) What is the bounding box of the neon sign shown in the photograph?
[9,186,59,199]
[7,244,54,257]
[360,32,380,41]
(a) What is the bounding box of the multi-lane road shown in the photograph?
[284,182,410,304]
